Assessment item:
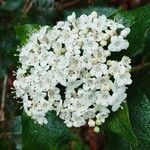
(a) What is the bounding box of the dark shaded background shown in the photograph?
[0,0,150,149]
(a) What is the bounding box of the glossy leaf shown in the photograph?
[105,102,138,146]
[128,86,150,150]
[105,131,131,150]
[134,66,150,99]
[14,24,40,45]
[22,112,71,150]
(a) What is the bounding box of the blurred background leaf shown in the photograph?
[0,0,24,11]
[0,0,150,150]
[11,116,22,150]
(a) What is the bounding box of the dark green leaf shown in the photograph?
[134,66,150,99]
[11,116,22,134]
[22,111,71,150]
[128,86,150,150]
[105,131,131,150]
[14,24,40,45]
[0,140,10,150]
[0,28,18,78]
[51,135,89,150]
[11,116,22,150]
[105,102,138,146]
[1,0,24,11]
[143,28,150,56]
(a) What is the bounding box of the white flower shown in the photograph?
[89,11,98,20]
[94,126,100,133]
[82,37,98,53]
[82,109,96,120]
[88,119,96,127]
[71,114,86,127]
[14,12,132,131]
[114,72,132,86]
[111,93,127,112]
[83,78,96,90]
[108,60,126,76]
[121,56,131,70]
[96,107,110,123]
[108,36,129,52]
[95,91,110,107]
[121,27,131,37]
[95,119,102,126]
[90,64,107,77]
[67,12,76,23]
[59,110,71,123]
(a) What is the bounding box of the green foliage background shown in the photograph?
[0,0,150,150]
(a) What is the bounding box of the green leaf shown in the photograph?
[127,86,150,150]
[112,5,150,56]
[105,102,138,146]
[105,131,131,150]
[0,140,10,150]
[22,111,72,150]
[134,66,150,99]
[143,28,150,58]
[51,135,89,150]
[14,24,40,45]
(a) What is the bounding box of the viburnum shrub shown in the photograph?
[13,12,132,133]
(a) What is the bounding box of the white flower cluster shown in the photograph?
[13,11,132,132]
